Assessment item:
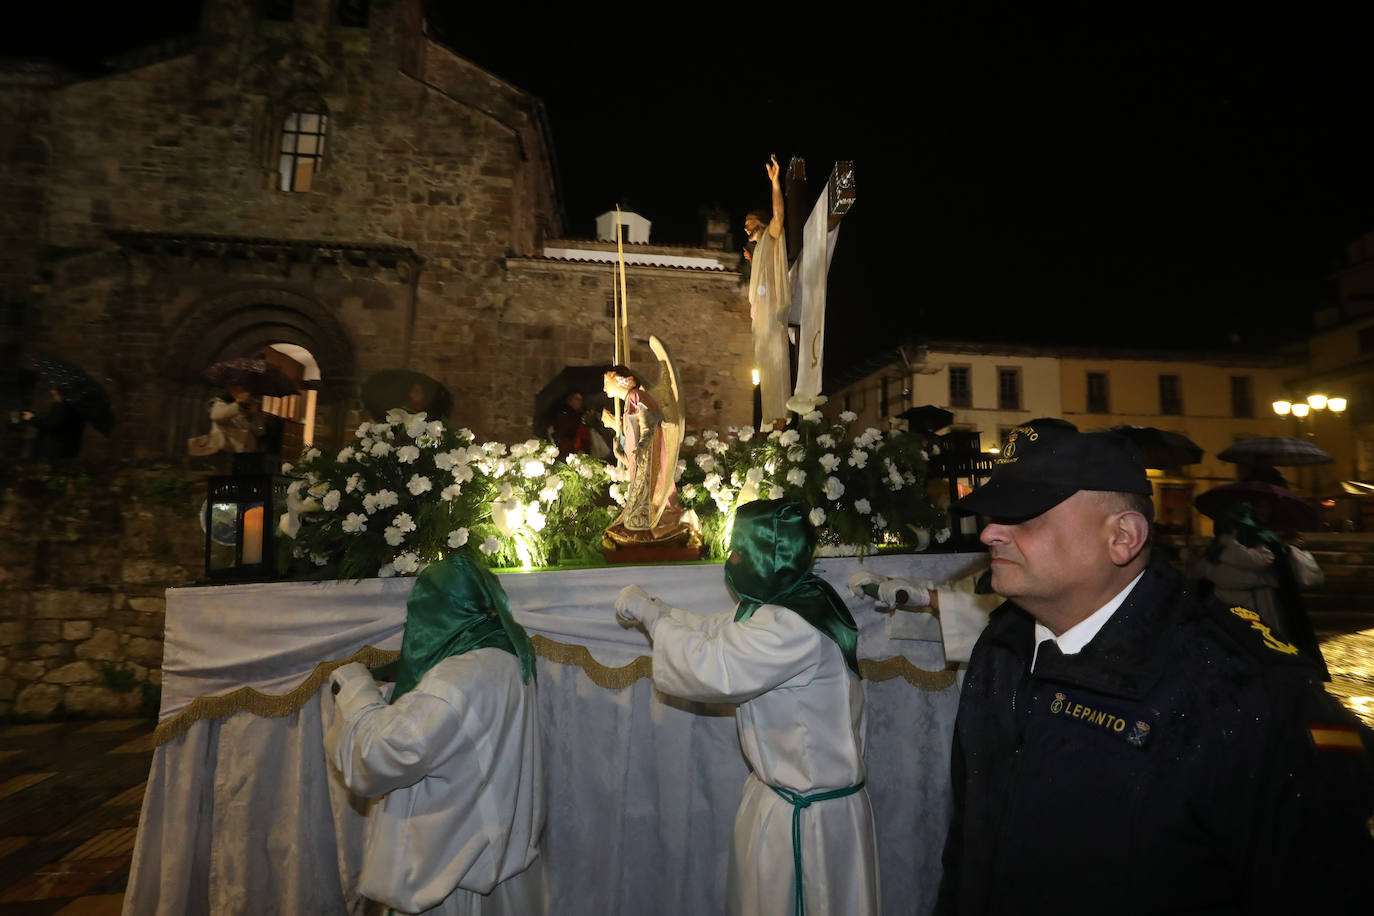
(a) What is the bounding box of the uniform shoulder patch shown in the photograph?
[1226,606,1300,656]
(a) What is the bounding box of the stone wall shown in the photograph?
[0,460,204,720]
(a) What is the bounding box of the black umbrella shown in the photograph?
[532,365,610,438]
[360,369,451,421]
[896,405,955,433]
[32,356,114,436]
[1195,481,1320,532]
[1106,426,1204,469]
[1217,437,1332,467]
[203,358,299,398]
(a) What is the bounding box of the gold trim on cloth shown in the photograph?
[153,645,400,746]
[858,657,960,691]
[153,638,956,745]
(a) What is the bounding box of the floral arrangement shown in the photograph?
[674,401,948,559]
[283,409,614,578]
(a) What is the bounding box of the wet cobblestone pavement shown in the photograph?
[1318,620,1374,728]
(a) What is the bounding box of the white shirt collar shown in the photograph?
[1032,570,1146,671]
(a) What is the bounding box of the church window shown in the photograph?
[1159,374,1183,415]
[948,365,971,408]
[259,0,294,21]
[338,0,369,27]
[997,367,1022,411]
[279,112,328,192]
[1086,372,1110,414]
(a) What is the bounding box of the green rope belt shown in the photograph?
[769,780,866,916]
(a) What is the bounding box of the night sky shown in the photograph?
[9,3,1374,377]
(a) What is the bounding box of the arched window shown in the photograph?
[278,111,328,192]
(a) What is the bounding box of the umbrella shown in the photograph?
[1195,481,1320,532]
[1105,426,1203,469]
[32,356,115,436]
[532,365,611,438]
[360,369,451,421]
[203,358,299,398]
[896,405,955,433]
[1217,437,1332,467]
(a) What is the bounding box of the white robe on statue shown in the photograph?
[748,230,793,426]
[649,604,880,916]
[325,650,545,916]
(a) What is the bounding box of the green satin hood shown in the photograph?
[727,499,860,677]
[390,555,535,702]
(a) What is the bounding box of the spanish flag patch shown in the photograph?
[1309,724,1366,754]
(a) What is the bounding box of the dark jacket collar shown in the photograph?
[984,553,1189,700]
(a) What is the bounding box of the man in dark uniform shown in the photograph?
[937,418,1373,914]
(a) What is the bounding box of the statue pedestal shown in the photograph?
[601,544,703,565]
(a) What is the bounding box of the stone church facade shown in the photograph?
[0,0,753,460]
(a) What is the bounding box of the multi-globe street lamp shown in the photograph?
[1272,393,1347,418]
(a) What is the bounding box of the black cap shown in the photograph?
[953,418,1151,520]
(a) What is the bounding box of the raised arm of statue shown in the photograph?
[765,154,784,240]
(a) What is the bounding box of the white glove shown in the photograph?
[615,584,663,630]
[878,577,931,609]
[847,570,883,598]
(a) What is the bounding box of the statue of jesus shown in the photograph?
[745,154,791,427]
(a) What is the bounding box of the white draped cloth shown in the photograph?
[652,605,879,916]
[748,228,792,425]
[125,555,989,916]
[325,650,544,915]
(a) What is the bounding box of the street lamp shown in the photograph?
[1273,392,1347,420]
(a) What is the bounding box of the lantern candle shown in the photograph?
[242,504,265,565]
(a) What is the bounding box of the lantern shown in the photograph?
[204,455,293,582]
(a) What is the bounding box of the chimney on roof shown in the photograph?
[596,210,651,244]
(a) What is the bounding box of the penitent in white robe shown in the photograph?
[649,604,880,916]
[325,649,545,916]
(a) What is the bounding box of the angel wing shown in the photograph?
[647,335,684,528]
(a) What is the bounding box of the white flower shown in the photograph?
[479,536,500,556]
[539,486,559,503]
[578,463,595,479]
[302,447,321,462]
[405,415,428,439]
[544,474,564,493]
[356,422,371,439]
[682,484,697,500]
[280,462,294,474]
[609,483,624,505]
[510,442,528,458]
[372,421,392,437]
[745,467,765,484]
[457,428,474,442]
[819,453,840,472]
[492,499,524,536]
[803,410,823,423]
[377,562,397,578]
[786,468,806,486]
[824,476,845,500]
[396,445,420,464]
[426,420,445,439]
[779,429,800,447]
[447,527,469,548]
[435,450,456,470]
[336,446,355,462]
[848,449,869,469]
[809,507,827,527]
[675,459,687,481]
[308,481,329,497]
[393,552,421,574]
[768,485,785,500]
[703,472,723,492]
[322,490,341,512]
[696,453,716,472]
[526,506,547,532]
[874,514,888,529]
[930,443,941,456]
[482,441,507,457]
[730,470,743,487]
[840,410,858,423]
[683,435,697,447]
[920,449,930,461]
[702,430,719,441]
[390,512,415,534]
[522,459,546,478]
[887,470,905,491]
[451,464,474,484]
[713,488,736,511]
[376,489,399,509]
[543,444,560,461]
[854,498,872,514]
[342,512,367,534]
[707,438,729,454]
[524,439,541,454]
[497,482,514,501]
[440,483,462,501]
[767,428,782,441]
[935,527,952,544]
[407,474,432,496]
[370,441,392,458]
[817,434,836,448]
[788,448,805,463]
[384,526,405,546]
[312,553,329,566]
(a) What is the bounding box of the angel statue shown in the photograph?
[599,337,701,551]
